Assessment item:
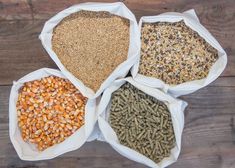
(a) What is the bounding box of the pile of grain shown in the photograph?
[109,83,175,163]
[17,76,87,151]
[139,20,218,85]
[52,10,130,91]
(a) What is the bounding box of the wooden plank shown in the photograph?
[209,77,235,87]
[0,20,57,85]
[1,78,235,167]
[0,0,31,20]
[1,0,235,20]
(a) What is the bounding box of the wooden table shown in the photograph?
[0,0,234,167]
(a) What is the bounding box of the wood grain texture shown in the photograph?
[0,20,57,85]
[0,0,235,168]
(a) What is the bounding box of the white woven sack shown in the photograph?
[131,9,227,97]
[98,77,187,168]
[39,2,140,99]
[9,68,96,161]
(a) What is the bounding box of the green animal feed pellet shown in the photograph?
[109,83,175,163]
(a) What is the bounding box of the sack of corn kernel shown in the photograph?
[39,2,140,99]
[131,9,227,97]
[97,77,187,168]
[9,68,96,160]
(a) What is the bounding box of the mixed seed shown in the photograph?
[52,10,130,91]
[17,76,87,151]
[139,20,218,85]
[109,83,175,163]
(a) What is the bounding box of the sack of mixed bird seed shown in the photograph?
[131,9,227,97]
[98,77,187,168]
[9,68,97,161]
[39,2,140,99]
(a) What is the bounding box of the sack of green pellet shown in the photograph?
[39,2,140,99]
[9,68,96,161]
[97,77,187,168]
[131,9,227,97]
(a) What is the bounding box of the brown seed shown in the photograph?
[139,21,218,85]
[52,10,130,91]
